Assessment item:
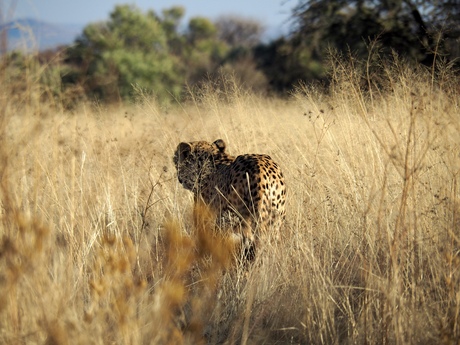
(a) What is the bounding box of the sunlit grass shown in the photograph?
[0,56,459,344]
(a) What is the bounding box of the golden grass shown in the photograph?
[0,59,459,344]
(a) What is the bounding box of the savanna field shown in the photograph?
[0,58,459,344]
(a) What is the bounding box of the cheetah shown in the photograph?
[173,139,286,258]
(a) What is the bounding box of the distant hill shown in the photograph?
[0,18,84,52]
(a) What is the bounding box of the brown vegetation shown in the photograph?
[0,55,459,344]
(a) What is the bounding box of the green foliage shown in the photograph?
[162,6,185,30]
[1,51,66,108]
[182,38,229,86]
[187,17,217,43]
[290,0,460,64]
[161,6,186,55]
[67,5,181,102]
[5,1,460,105]
[106,5,169,53]
[252,0,460,92]
[255,37,325,92]
[63,5,265,103]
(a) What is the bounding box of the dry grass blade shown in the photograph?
[0,51,459,344]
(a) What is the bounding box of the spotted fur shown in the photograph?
[173,139,286,257]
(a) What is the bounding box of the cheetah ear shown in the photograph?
[213,139,226,152]
[177,142,192,160]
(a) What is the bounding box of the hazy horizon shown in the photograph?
[10,0,294,34]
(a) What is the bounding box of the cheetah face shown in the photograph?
[173,140,226,192]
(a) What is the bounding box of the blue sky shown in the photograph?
[12,0,296,34]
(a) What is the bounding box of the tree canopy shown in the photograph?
[290,0,460,63]
[66,5,182,101]
[252,0,460,92]
[12,1,459,105]
[64,5,264,103]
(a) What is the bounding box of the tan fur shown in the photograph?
[173,139,286,258]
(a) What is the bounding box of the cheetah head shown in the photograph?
[173,139,227,192]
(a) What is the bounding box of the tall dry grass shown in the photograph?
[0,54,459,344]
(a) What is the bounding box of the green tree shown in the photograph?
[67,5,181,102]
[161,6,186,55]
[253,0,460,92]
[255,37,324,92]
[188,17,218,43]
[181,17,229,85]
[291,0,460,64]
[213,16,269,93]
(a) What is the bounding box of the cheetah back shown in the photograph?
[173,139,286,231]
[223,154,286,229]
